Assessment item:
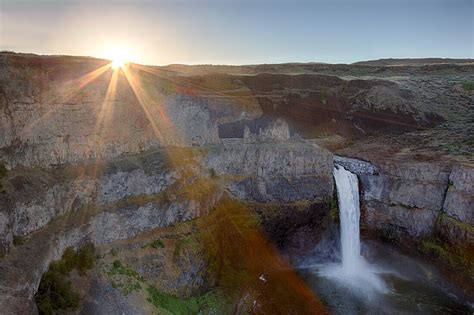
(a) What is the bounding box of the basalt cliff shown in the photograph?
[0,52,472,314]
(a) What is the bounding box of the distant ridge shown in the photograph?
[1,52,473,76]
[353,58,474,66]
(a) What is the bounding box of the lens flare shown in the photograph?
[102,45,132,69]
[111,57,127,69]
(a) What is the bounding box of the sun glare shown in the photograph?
[102,46,133,70]
[111,57,127,69]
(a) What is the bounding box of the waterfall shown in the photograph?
[313,164,388,297]
[333,165,362,271]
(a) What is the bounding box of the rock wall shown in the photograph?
[206,140,333,202]
[0,55,252,168]
[0,149,179,252]
[0,139,333,313]
[0,179,223,314]
[334,155,473,245]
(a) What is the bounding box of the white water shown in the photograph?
[296,165,472,312]
[333,165,361,271]
[315,165,388,298]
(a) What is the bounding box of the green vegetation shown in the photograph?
[35,244,96,315]
[420,213,474,272]
[420,241,456,265]
[0,162,7,192]
[209,168,217,178]
[0,162,7,178]
[107,260,144,295]
[173,236,199,259]
[150,239,164,249]
[146,286,228,315]
[462,81,474,91]
[141,238,165,250]
[12,235,26,246]
[104,258,228,313]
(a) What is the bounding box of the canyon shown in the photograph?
[0,52,472,314]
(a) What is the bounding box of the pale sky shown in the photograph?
[1,0,473,65]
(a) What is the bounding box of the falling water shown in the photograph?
[333,165,362,271]
[298,164,472,312]
[313,165,388,297]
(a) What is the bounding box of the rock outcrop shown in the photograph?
[0,149,178,252]
[206,140,333,202]
[334,155,473,245]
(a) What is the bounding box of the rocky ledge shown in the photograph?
[334,155,473,245]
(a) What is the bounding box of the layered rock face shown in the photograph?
[0,150,177,250]
[335,155,473,246]
[3,53,471,169]
[207,139,333,202]
[0,149,223,313]
[0,55,240,168]
[0,143,332,313]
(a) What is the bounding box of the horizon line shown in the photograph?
[1,50,473,68]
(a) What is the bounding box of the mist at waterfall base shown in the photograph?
[316,166,388,298]
[295,165,471,314]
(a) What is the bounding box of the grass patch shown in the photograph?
[173,236,199,259]
[146,286,228,315]
[462,81,474,91]
[35,243,96,315]
[106,260,144,295]
[104,258,228,313]
[421,241,452,261]
[141,239,165,250]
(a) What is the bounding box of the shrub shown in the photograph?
[209,168,217,178]
[150,239,164,249]
[12,235,26,246]
[36,262,80,314]
[77,243,96,273]
[35,244,96,314]
[0,162,7,192]
[0,162,7,179]
[462,81,474,91]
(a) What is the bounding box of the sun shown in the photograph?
[111,56,128,70]
[101,45,132,70]
[110,51,129,70]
